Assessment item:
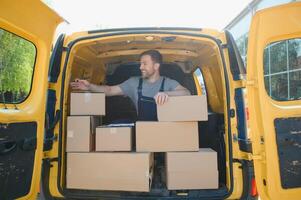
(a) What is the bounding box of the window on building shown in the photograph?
[228,12,252,66]
[228,0,295,67]
[264,38,301,101]
[236,34,248,65]
[0,28,36,104]
[255,0,292,11]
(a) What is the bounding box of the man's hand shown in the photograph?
[154,92,169,105]
[70,79,91,91]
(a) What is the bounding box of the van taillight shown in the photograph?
[251,177,258,197]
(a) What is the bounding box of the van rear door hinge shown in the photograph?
[43,157,59,168]
[249,153,263,161]
[221,44,228,49]
[246,79,258,87]
[63,46,69,51]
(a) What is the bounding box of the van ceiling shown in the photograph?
[72,34,218,71]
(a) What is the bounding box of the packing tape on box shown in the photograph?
[84,93,92,103]
[67,131,74,138]
[110,128,117,134]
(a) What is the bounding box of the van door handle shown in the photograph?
[0,140,17,155]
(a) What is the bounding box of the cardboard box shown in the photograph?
[66,116,100,152]
[136,121,199,152]
[96,126,133,151]
[66,152,153,192]
[157,95,208,121]
[166,148,218,190]
[70,92,105,115]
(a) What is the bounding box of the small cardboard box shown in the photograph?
[66,152,153,192]
[96,126,133,151]
[70,92,105,115]
[66,116,100,152]
[166,148,218,190]
[136,121,199,152]
[157,95,208,121]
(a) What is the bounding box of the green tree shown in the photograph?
[0,29,36,103]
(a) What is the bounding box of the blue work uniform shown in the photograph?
[137,77,166,121]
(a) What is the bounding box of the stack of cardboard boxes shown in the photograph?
[66,92,153,192]
[137,95,219,190]
[66,93,218,192]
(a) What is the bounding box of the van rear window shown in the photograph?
[263,38,301,101]
[193,68,207,95]
[0,28,36,104]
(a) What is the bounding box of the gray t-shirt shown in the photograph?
[119,76,179,110]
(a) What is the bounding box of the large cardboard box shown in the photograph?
[96,126,133,151]
[70,92,105,115]
[66,152,153,192]
[157,95,208,121]
[66,116,100,152]
[136,121,199,152]
[166,148,218,190]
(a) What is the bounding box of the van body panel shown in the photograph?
[217,31,253,200]
[247,2,301,200]
[0,0,62,199]
[1,1,301,200]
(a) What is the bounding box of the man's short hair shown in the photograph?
[140,50,162,65]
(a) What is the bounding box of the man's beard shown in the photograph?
[141,71,151,79]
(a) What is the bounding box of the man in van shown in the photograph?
[70,49,190,121]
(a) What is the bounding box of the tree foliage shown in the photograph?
[0,29,36,102]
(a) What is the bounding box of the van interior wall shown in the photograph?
[70,48,105,84]
[194,53,224,114]
[191,55,226,185]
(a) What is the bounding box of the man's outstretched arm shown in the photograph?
[70,79,124,96]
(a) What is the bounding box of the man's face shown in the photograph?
[139,55,159,79]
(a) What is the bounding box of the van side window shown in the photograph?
[193,68,207,95]
[263,38,301,101]
[0,28,36,103]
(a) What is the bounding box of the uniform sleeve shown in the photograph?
[165,77,180,91]
[119,77,137,97]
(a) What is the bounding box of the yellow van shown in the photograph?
[0,1,300,200]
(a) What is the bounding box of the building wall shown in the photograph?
[225,0,301,100]
[225,0,296,64]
